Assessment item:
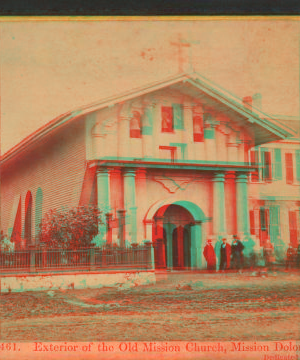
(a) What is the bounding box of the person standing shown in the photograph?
[286,243,296,270]
[297,243,300,269]
[203,239,216,272]
[219,237,231,271]
[231,235,244,271]
[263,238,275,270]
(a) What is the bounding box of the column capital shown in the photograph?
[212,172,226,182]
[236,172,249,183]
[96,167,110,175]
[123,168,136,177]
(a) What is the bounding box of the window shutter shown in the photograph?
[172,104,184,130]
[270,206,280,243]
[262,150,272,182]
[141,107,153,135]
[274,148,282,180]
[296,150,300,182]
[289,211,298,247]
[285,153,294,184]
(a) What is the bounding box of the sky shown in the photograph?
[0,18,299,154]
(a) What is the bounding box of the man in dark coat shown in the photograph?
[231,235,244,270]
[203,239,216,271]
[219,237,231,271]
[286,243,296,270]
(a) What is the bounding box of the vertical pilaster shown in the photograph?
[166,223,174,268]
[212,172,226,238]
[123,169,137,245]
[96,167,111,244]
[190,223,202,269]
[236,172,250,236]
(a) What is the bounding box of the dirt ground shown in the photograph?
[1,270,299,341]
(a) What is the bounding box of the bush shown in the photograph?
[39,205,102,249]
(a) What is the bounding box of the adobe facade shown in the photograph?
[1,72,299,268]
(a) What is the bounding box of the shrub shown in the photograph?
[39,205,102,249]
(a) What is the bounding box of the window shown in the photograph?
[259,207,269,246]
[130,111,142,138]
[161,106,173,132]
[285,152,294,184]
[262,150,272,182]
[249,147,276,183]
[193,111,204,142]
[289,211,298,247]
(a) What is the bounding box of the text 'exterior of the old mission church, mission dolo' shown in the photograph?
[1,71,300,269]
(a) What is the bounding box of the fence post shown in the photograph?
[90,246,95,271]
[144,241,155,269]
[29,245,36,273]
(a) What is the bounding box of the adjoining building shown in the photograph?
[1,72,299,269]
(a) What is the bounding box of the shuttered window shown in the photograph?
[249,210,255,235]
[262,150,272,182]
[274,148,282,180]
[259,208,269,246]
[285,152,294,184]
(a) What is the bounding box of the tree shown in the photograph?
[0,231,15,252]
[39,205,102,249]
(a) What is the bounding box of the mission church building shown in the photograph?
[1,71,299,269]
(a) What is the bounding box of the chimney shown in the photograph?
[242,96,252,111]
[252,93,262,110]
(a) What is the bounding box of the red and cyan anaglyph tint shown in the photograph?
[0,19,299,358]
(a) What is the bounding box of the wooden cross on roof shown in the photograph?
[170,37,200,73]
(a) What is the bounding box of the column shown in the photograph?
[236,172,250,236]
[165,223,174,268]
[123,169,137,245]
[176,226,184,268]
[106,213,113,245]
[190,223,202,269]
[96,167,111,244]
[136,168,147,243]
[212,172,226,239]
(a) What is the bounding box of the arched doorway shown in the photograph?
[153,204,194,270]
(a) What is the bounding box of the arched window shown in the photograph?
[11,196,22,247]
[35,188,43,242]
[24,191,33,247]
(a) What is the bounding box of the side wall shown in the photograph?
[1,118,86,242]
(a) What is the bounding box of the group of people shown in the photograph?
[286,242,300,270]
[203,235,244,272]
[203,235,300,272]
